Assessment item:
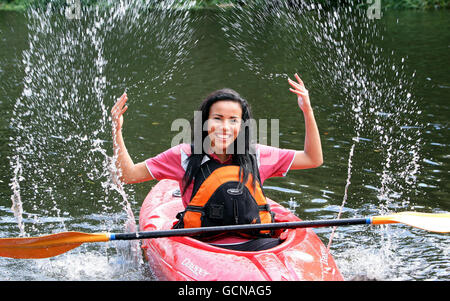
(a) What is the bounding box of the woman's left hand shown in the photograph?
[288,73,312,113]
[287,74,323,170]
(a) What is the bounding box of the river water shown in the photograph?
[0,1,448,281]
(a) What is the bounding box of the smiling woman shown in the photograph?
[110,74,324,250]
[111,74,322,198]
[207,100,243,160]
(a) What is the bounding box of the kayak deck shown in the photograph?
[139,179,343,281]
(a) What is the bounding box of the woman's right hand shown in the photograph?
[111,93,128,131]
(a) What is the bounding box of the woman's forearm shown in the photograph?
[113,128,135,183]
[302,109,323,167]
[288,74,323,169]
[111,93,153,184]
[112,127,153,184]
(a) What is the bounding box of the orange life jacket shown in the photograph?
[174,158,274,237]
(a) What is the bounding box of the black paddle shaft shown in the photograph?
[112,218,370,241]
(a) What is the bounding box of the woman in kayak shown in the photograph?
[111,73,322,250]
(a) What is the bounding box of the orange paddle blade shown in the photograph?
[0,232,110,259]
[371,212,450,233]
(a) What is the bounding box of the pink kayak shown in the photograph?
[139,179,344,281]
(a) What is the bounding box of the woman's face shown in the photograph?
[207,100,243,154]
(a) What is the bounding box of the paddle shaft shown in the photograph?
[111,217,371,240]
[2,212,447,259]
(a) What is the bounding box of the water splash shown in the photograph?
[7,0,196,277]
[219,2,425,279]
[9,156,25,236]
[327,142,355,250]
[336,237,400,280]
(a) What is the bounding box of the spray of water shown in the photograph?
[219,2,423,279]
[5,0,435,280]
[7,0,196,279]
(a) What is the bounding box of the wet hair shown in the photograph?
[181,88,259,196]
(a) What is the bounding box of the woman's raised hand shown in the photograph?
[111,93,128,131]
[288,73,312,113]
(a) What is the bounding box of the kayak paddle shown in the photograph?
[0,211,448,259]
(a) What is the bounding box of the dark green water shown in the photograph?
[0,2,448,280]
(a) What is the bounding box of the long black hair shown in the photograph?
[181,88,260,196]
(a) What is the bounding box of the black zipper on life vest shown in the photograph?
[233,199,239,224]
